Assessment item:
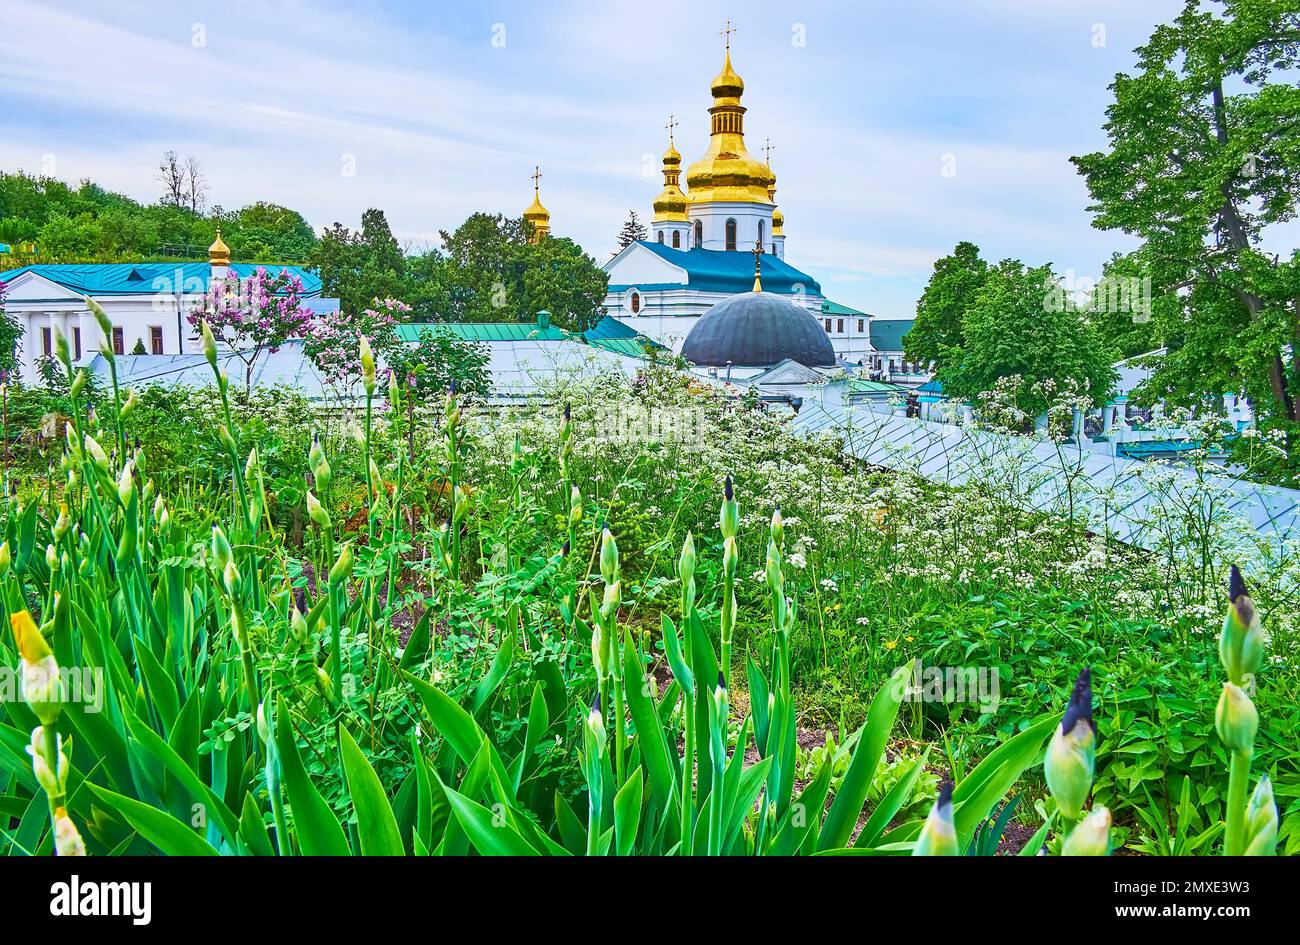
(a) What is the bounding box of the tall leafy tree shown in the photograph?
[307,210,408,315]
[1071,0,1300,455]
[906,241,989,368]
[939,260,1118,416]
[437,213,608,331]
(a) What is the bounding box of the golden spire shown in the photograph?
[685,28,776,207]
[751,239,764,292]
[523,165,550,243]
[208,225,230,265]
[653,116,689,223]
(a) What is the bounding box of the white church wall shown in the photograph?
[689,201,775,252]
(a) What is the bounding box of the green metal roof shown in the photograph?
[0,262,322,295]
[396,322,569,343]
[869,318,913,351]
[395,314,663,353]
[821,299,868,317]
[848,379,907,394]
[609,241,822,296]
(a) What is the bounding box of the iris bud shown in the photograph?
[11,611,61,725]
[1220,565,1266,685]
[1216,683,1258,755]
[1061,806,1111,856]
[305,490,331,530]
[722,535,738,582]
[360,336,376,395]
[1243,775,1278,856]
[600,528,619,583]
[913,781,958,856]
[1046,668,1096,820]
[211,525,233,574]
[569,485,583,527]
[720,475,739,538]
[52,807,86,857]
[329,542,354,585]
[200,319,219,370]
[678,531,696,585]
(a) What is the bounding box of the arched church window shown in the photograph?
[630,292,641,314]
[725,218,737,251]
[694,220,703,246]
[657,231,664,243]
[672,231,680,248]
[758,220,765,247]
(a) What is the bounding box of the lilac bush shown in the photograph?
[303,297,409,393]
[187,267,317,389]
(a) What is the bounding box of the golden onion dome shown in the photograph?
[768,181,784,236]
[710,50,744,102]
[208,226,231,265]
[653,133,690,222]
[523,166,550,242]
[685,50,775,205]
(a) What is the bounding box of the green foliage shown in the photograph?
[0,304,1291,856]
[906,240,988,367]
[435,213,609,331]
[386,326,490,401]
[936,259,1118,415]
[1071,0,1300,470]
[0,170,315,264]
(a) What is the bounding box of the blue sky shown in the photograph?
[2,0,1204,316]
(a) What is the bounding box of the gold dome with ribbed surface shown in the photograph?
[523,166,550,243]
[653,133,690,222]
[685,49,774,205]
[208,226,231,265]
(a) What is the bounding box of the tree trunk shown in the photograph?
[1211,76,1297,422]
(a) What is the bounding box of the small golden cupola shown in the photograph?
[769,182,784,236]
[763,141,784,237]
[208,226,231,266]
[684,38,775,205]
[653,121,690,223]
[523,166,551,243]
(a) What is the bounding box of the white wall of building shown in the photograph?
[689,201,775,253]
[4,272,199,383]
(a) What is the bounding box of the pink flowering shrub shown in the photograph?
[303,297,409,391]
[187,267,317,387]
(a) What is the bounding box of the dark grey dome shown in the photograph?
[681,291,836,368]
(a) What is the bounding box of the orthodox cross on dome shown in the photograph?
[531,165,542,194]
[752,239,764,291]
[665,114,678,144]
[762,138,775,165]
[719,19,737,50]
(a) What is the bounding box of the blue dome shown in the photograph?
[681,291,836,368]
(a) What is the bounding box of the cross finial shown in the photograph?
[752,238,764,291]
[531,165,542,193]
[665,114,678,144]
[762,138,775,165]
[720,19,737,50]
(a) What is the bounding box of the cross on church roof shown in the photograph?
[752,239,764,291]
[665,115,678,143]
[719,19,737,50]
[762,138,775,164]
[531,165,542,191]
